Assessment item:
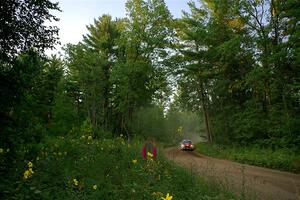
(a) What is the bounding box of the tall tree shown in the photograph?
[0,0,60,61]
[108,0,173,138]
[172,0,299,146]
[83,15,125,131]
[0,0,60,147]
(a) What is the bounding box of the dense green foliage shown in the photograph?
[1,136,236,200]
[195,143,300,172]
[61,0,174,139]
[0,0,60,61]
[2,0,298,149]
[169,0,300,148]
[0,0,61,147]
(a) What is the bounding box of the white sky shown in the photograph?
[48,0,190,55]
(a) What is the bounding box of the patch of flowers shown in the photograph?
[4,134,237,200]
[23,161,34,180]
[161,193,173,200]
[132,159,138,164]
[147,151,154,160]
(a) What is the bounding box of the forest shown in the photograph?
[0,0,299,199]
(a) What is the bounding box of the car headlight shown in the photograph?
[181,144,184,148]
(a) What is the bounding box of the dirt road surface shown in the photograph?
[163,147,300,200]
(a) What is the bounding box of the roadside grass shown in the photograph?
[1,135,238,200]
[195,143,300,173]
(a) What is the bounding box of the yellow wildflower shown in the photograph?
[73,178,79,186]
[0,148,3,153]
[161,193,173,200]
[23,168,34,179]
[88,136,92,140]
[29,168,34,174]
[23,170,30,179]
[92,184,97,190]
[147,152,153,158]
[132,159,138,164]
[27,161,33,168]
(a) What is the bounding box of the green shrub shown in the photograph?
[195,143,300,172]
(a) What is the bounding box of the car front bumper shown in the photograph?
[181,146,194,151]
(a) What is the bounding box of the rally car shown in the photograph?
[180,139,195,151]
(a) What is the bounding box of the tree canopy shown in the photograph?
[1,0,299,149]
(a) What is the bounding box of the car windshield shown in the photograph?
[182,140,192,144]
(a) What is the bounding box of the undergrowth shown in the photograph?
[0,135,237,200]
[195,143,300,173]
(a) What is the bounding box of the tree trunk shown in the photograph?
[199,81,212,143]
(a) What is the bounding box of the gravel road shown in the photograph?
[163,147,300,200]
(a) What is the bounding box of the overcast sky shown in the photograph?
[48,0,190,54]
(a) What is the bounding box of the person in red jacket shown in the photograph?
[141,138,157,160]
